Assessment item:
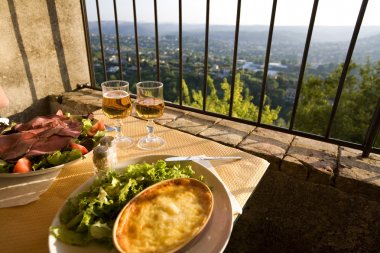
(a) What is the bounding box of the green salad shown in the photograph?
[50,160,199,247]
[0,115,106,173]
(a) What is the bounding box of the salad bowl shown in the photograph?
[0,160,69,208]
[0,111,106,208]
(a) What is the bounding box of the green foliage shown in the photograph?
[180,73,281,124]
[180,61,380,146]
[295,61,380,144]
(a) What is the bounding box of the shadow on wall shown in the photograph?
[9,96,51,123]
[46,0,71,92]
[7,0,72,101]
[7,0,37,102]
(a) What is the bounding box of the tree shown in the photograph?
[179,73,281,124]
[295,61,380,144]
[182,79,191,106]
[332,61,380,143]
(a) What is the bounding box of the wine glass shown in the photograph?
[135,81,165,150]
[101,80,133,147]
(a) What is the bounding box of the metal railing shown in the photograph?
[80,0,380,157]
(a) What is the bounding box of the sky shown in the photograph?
[86,0,379,26]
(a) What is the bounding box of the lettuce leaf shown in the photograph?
[50,227,90,246]
[0,159,13,173]
[81,119,93,137]
[47,149,82,166]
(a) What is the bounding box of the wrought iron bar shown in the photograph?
[362,100,380,157]
[325,0,368,138]
[228,0,242,117]
[113,0,123,80]
[202,0,210,112]
[132,0,141,82]
[80,0,95,86]
[154,0,160,81]
[178,0,183,106]
[95,0,107,82]
[258,0,277,124]
[289,0,319,131]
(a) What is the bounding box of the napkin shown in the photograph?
[0,117,9,125]
[198,160,243,215]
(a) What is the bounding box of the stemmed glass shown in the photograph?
[135,81,165,150]
[101,80,133,147]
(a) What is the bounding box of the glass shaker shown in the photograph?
[92,136,115,176]
[92,145,111,176]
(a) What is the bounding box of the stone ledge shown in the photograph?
[164,112,220,135]
[238,127,294,170]
[154,107,189,125]
[199,119,255,147]
[282,137,338,185]
[337,147,380,201]
[48,88,380,202]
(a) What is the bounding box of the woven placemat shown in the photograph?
[0,110,269,253]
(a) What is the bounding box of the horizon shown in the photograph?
[90,20,380,28]
[86,0,379,26]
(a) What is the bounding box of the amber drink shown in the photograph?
[102,90,132,119]
[135,98,164,119]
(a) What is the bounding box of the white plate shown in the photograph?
[49,154,233,253]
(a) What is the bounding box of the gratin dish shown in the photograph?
[113,178,214,253]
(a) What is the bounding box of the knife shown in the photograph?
[164,155,242,162]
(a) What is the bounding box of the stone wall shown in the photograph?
[0,0,89,121]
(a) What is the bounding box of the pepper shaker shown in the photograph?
[92,145,111,176]
[99,136,117,167]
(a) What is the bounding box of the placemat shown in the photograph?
[0,110,269,253]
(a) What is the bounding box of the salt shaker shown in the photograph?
[92,145,111,176]
[99,136,114,147]
[99,136,117,166]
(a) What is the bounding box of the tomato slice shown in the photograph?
[70,143,89,155]
[13,157,32,173]
[94,121,106,131]
[87,121,106,137]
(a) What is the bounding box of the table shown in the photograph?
[0,110,269,253]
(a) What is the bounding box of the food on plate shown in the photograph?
[49,160,201,248]
[114,178,213,253]
[87,120,106,137]
[0,110,106,173]
[70,143,89,155]
[13,157,32,173]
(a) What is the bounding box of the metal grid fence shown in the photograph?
[80,0,380,157]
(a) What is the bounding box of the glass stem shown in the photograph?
[146,119,154,139]
[115,119,123,138]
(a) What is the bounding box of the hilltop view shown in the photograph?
[88,22,380,146]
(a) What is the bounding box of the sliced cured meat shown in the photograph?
[26,135,73,157]
[0,132,37,161]
[0,114,83,161]
[14,115,66,132]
